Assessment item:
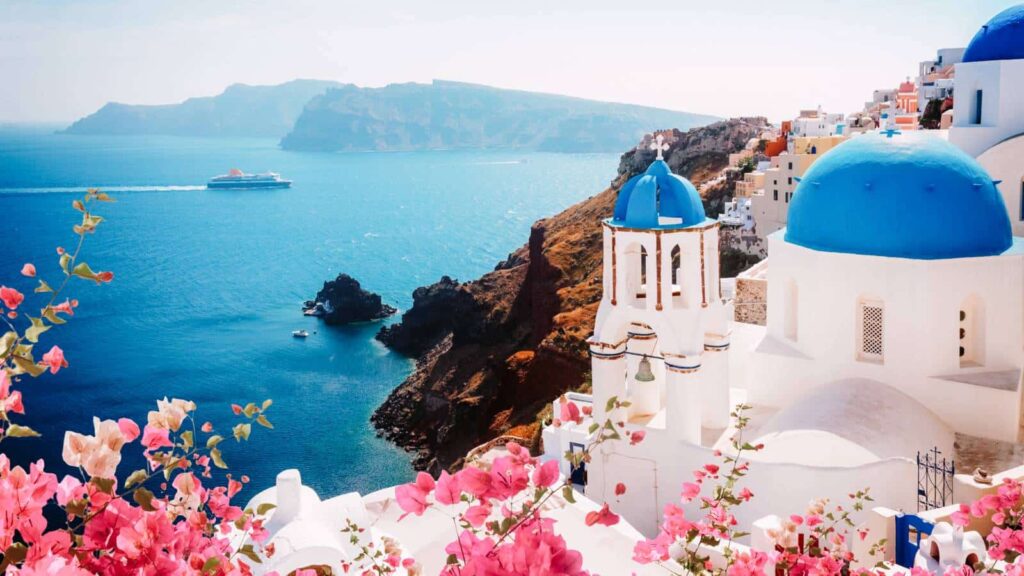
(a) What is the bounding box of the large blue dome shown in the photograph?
[963,4,1024,63]
[611,160,706,229]
[785,133,1012,260]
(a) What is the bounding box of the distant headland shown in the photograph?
[62,79,719,153]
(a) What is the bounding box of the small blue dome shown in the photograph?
[611,160,706,229]
[786,133,1011,260]
[963,4,1024,63]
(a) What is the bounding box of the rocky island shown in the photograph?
[371,117,771,473]
[305,274,397,325]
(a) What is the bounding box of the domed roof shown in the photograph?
[611,160,706,229]
[785,133,1012,260]
[963,4,1024,63]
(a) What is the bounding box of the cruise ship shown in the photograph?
[207,169,291,190]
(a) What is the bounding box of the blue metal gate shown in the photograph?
[569,442,587,486]
[894,513,935,568]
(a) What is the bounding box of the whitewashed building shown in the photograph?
[949,5,1024,237]
[542,128,1024,536]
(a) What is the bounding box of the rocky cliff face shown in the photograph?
[372,118,771,472]
[309,274,396,325]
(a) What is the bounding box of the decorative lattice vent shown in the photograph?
[860,303,884,360]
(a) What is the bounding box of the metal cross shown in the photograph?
[650,134,670,160]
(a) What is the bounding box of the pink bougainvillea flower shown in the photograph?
[96,271,114,283]
[739,487,754,502]
[615,482,626,496]
[435,470,461,506]
[0,370,24,414]
[464,504,491,527]
[532,459,560,488]
[117,418,140,443]
[559,398,582,425]
[20,263,36,277]
[41,346,68,374]
[395,477,431,518]
[584,503,620,527]
[458,466,492,499]
[703,464,720,475]
[52,299,75,316]
[141,424,173,450]
[0,286,25,310]
[951,503,971,527]
[629,430,646,445]
[231,404,243,415]
[681,482,701,502]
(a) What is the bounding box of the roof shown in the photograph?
[750,378,954,467]
[785,132,1012,260]
[610,159,707,230]
[963,4,1024,63]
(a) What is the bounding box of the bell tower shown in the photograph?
[589,135,733,444]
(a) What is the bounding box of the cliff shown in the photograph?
[372,117,771,472]
[280,80,720,153]
[62,80,344,138]
[307,274,396,325]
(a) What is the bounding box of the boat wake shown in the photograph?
[0,185,206,196]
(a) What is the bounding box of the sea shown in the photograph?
[0,124,619,499]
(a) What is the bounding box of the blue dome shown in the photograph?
[611,160,706,229]
[963,4,1024,63]
[785,133,1011,260]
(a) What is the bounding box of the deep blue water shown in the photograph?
[0,125,618,498]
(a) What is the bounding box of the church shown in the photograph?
[542,5,1024,535]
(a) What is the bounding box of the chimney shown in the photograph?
[275,469,303,523]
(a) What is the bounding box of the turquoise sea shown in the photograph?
[0,124,619,498]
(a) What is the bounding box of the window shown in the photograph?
[773,190,778,201]
[788,162,793,170]
[811,145,817,154]
[858,300,884,362]
[973,89,984,125]
[788,176,793,186]
[640,246,648,288]
[670,246,681,286]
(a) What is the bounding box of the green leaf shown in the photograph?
[90,476,116,494]
[206,434,224,449]
[237,544,262,563]
[210,447,227,469]
[134,487,157,511]
[12,355,45,377]
[72,199,85,212]
[59,253,71,275]
[93,192,115,202]
[34,280,53,293]
[0,543,27,572]
[24,317,50,344]
[256,502,277,515]
[561,485,576,504]
[0,331,16,357]
[42,308,66,325]
[202,556,220,574]
[125,469,148,489]
[261,399,273,411]
[242,403,258,418]
[233,422,251,442]
[605,396,618,413]
[180,430,194,449]
[5,424,40,438]
[255,414,273,429]
[71,262,99,282]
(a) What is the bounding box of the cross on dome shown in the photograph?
[650,134,670,160]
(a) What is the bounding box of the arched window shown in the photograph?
[640,246,648,289]
[960,295,985,368]
[670,246,681,287]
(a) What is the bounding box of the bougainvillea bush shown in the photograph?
[0,190,275,575]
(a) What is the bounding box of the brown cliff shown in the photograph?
[372,117,771,472]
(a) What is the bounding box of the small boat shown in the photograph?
[292,330,309,338]
[207,169,291,190]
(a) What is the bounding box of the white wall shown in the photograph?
[950,60,1024,157]
[979,135,1024,237]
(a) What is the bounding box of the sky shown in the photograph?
[0,0,1017,124]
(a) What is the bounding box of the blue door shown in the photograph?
[569,442,587,486]
[894,513,935,568]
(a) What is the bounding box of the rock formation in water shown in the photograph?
[280,80,720,153]
[307,274,397,325]
[371,117,771,472]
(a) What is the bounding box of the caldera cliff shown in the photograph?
[372,118,770,472]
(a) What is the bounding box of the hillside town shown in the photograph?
[227,5,1024,575]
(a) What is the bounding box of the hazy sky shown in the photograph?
[0,0,1016,124]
